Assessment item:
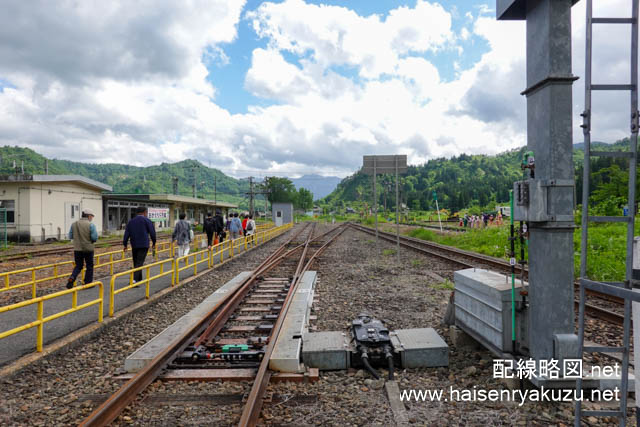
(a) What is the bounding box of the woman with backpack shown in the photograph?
[246,214,256,245]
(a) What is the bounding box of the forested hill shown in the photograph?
[322,139,630,213]
[0,146,250,205]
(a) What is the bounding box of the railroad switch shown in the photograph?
[350,313,397,380]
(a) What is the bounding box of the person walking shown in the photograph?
[241,214,249,237]
[230,212,242,240]
[203,212,216,249]
[172,213,192,257]
[246,214,256,246]
[214,210,225,243]
[123,206,157,284]
[66,208,98,289]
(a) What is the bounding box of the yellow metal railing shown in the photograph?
[0,234,206,297]
[109,258,175,316]
[0,223,293,353]
[0,281,104,352]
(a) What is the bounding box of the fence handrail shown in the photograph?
[109,257,175,316]
[0,281,104,351]
[0,235,205,296]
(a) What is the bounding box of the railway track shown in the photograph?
[349,223,627,326]
[80,222,346,426]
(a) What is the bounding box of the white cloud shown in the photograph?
[247,0,454,79]
[0,0,633,182]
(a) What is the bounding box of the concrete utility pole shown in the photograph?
[214,176,217,204]
[245,177,270,218]
[172,176,179,195]
[497,0,579,362]
[249,177,254,216]
[192,165,198,198]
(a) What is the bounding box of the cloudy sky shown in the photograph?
[0,0,634,178]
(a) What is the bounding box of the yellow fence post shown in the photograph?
[193,254,197,275]
[110,276,116,317]
[146,265,150,299]
[31,270,36,299]
[36,300,43,352]
[98,282,104,322]
[171,258,176,285]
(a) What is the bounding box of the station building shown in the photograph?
[0,174,112,242]
[102,193,237,234]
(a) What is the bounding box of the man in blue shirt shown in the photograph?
[123,206,157,283]
[66,208,99,289]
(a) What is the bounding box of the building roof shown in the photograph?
[104,193,237,209]
[0,174,112,191]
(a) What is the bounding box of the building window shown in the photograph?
[0,200,15,223]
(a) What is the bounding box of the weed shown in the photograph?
[434,279,454,290]
[411,259,422,267]
[382,249,396,256]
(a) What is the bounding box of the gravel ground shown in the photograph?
[265,227,630,426]
[0,223,634,426]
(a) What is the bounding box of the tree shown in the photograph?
[296,187,314,210]
[265,177,297,203]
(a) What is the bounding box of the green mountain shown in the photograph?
[0,146,253,207]
[322,139,637,214]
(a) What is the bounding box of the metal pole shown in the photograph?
[435,199,443,232]
[623,1,639,421]
[249,177,254,217]
[396,157,400,264]
[214,176,217,204]
[374,157,378,244]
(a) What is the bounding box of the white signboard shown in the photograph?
[148,208,169,222]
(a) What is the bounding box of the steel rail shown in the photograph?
[79,223,305,427]
[238,223,316,426]
[239,223,346,426]
[192,224,328,347]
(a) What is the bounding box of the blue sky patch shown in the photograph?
[205,0,493,113]
[0,78,15,92]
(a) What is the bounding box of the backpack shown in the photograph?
[246,220,254,231]
[204,217,215,233]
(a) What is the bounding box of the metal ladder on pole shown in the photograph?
[575,1,639,425]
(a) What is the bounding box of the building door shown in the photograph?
[275,210,283,227]
[64,202,80,237]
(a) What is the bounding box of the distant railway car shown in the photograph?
[495,205,510,217]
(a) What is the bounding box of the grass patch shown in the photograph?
[411,259,422,267]
[408,221,639,282]
[433,279,454,290]
[382,249,396,256]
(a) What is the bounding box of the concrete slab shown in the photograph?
[454,268,527,354]
[302,331,350,370]
[124,271,251,373]
[270,271,316,373]
[391,328,449,368]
